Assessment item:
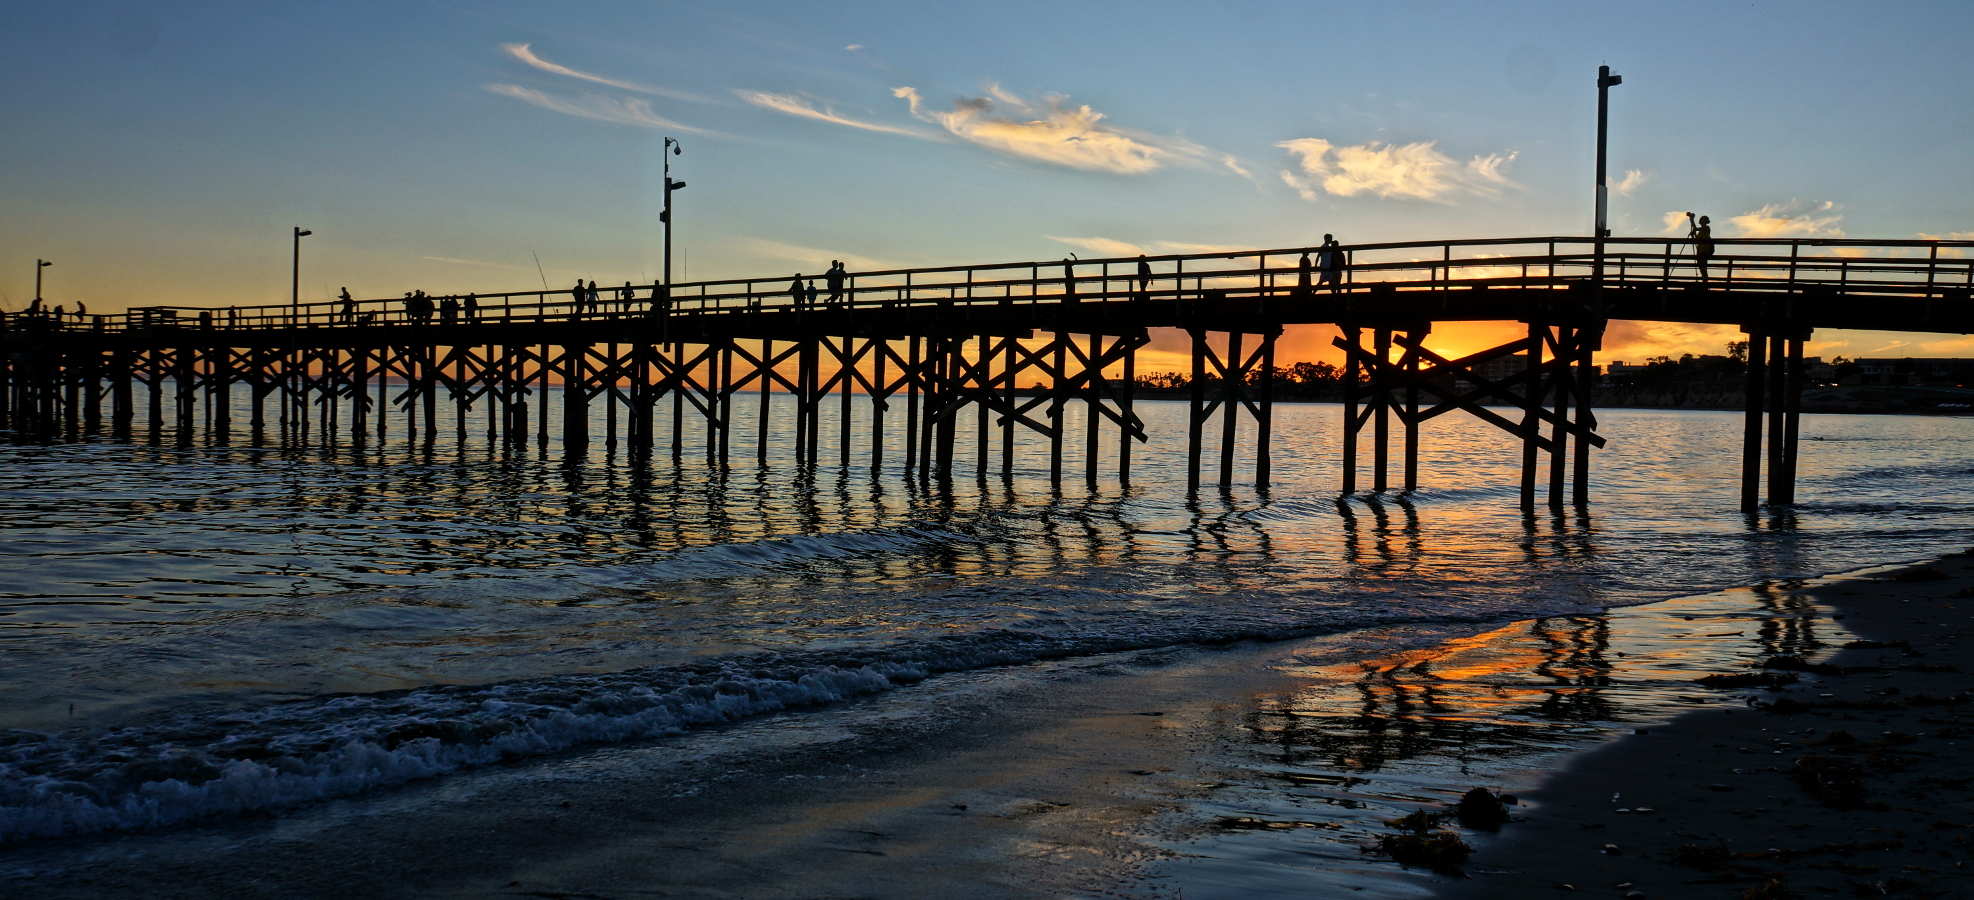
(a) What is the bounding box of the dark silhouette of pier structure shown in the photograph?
[5,235,1971,512]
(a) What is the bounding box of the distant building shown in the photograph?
[1604,360,1650,381]
[1847,358,1974,386]
[1455,352,1530,391]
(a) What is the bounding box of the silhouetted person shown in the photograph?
[1062,257,1078,303]
[807,279,819,308]
[789,274,806,308]
[1688,213,1715,282]
[825,261,846,305]
[621,282,634,313]
[338,288,355,323]
[1318,234,1343,289]
[440,295,459,324]
[1135,255,1152,302]
[1296,251,1313,300]
[464,293,478,321]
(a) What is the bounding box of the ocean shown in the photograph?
[1,395,1969,844]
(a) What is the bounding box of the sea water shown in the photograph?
[1,394,1969,841]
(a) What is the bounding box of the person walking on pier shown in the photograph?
[789,274,806,308]
[806,279,819,309]
[339,288,356,323]
[1317,235,1343,289]
[1295,251,1314,300]
[826,261,846,306]
[571,279,587,320]
[1136,255,1152,302]
[464,293,478,321]
[620,282,634,314]
[1687,213,1715,282]
[587,280,601,316]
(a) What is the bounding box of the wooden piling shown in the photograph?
[1741,329,1767,513]
[1766,335,1787,506]
[1341,325,1360,495]
[1372,328,1389,493]
[1519,323,1542,509]
[1780,336,1805,506]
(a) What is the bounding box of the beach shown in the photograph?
[1441,556,1974,899]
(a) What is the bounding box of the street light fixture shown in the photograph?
[662,138,685,289]
[292,226,312,327]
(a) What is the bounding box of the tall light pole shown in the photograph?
[1579,65,1621,508]
[1592,65,1622,275]
[291,226,312,326]
[662,138,685,288]
[34,259,51,312]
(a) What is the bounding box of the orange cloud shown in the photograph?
[894,85,1170,174]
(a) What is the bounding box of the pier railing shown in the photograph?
[10,235,1973,333]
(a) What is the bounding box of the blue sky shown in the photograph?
[3,0,1970,362]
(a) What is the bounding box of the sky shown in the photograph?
[3,0,1971,371]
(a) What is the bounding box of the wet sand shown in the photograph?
[1442,556,1974,899]
[3,561,1964,898]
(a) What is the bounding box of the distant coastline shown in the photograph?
[1079,384,1974,416]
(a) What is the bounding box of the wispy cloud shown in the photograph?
[1729,201,1844,238]
[484,84,711,133]
[1919,231,1974,258]
[1277,138,1517,202]
[500,43,706,103]
[1045,236,1252,258]
[736,90,933,138]
[739,238,889,273]
[1046,236,1146,257]
[419,255,528,271]
[1610,169,1648,197]
[1661,211,1694,234]
[893,85,1173,174]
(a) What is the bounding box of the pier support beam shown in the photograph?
[1740,325,1811,512]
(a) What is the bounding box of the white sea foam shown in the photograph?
[0,602,1475,844]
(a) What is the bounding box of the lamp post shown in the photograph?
[1579,65,1621,508]
[34,259,51,312]
[662,138,686,289]
[1592,65,1622,275]
[291,226,312,327]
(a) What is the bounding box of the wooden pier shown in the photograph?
[5,235,1970,512]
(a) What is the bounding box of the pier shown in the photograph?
[5,234,1970,512]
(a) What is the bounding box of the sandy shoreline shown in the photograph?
[1438,556,1974,899]
[5,558,1972,898]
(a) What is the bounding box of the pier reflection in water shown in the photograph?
[1158,580,1836,899]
